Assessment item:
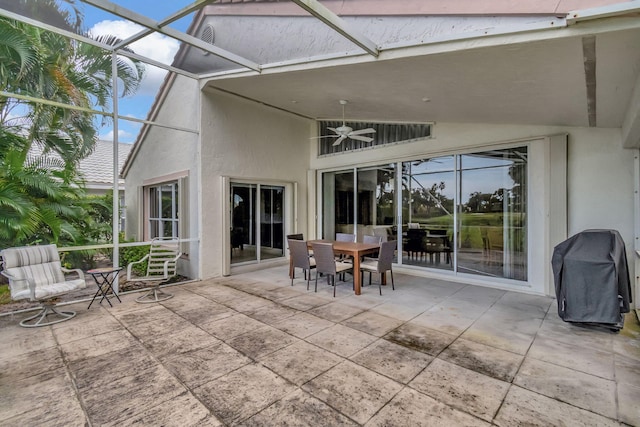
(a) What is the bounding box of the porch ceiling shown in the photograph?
[204,22,640,131]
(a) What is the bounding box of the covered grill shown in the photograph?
[551,229,632,331]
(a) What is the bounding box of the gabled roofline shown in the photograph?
[121,8,208,178]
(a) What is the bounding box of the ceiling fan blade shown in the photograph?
[310,135,339,140]
[349,135,374,143]
[349,128,376,136]
[326,127,338,133]
[332,135,347,146]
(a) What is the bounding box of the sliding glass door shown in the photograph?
[323,166,395,243]
[321,146,528,282]
[230,182,284,264]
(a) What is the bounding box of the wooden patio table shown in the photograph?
[307,240,381,295]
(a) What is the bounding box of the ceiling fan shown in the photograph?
[316,100,376,146]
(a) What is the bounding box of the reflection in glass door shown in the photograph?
[230,182,284,264]
[260,185,284,261]
[357,164,395,243]
[457,148,527,280]
[401,157,455,271]
[323,170,354,239]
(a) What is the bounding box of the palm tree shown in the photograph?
[0,1,146,246]
[0,138,86,247]
[0,14,145,164]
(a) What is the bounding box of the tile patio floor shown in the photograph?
[1,266,639,426]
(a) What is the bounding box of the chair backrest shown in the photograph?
[377,240,397,272]
[310,242,337,275]
[146,238,181,278]
[407,222,421,229]
[288,239,311,269]
[363,235,382,244]
[336,233,355,242]
[286,233,304,240]
[1,244,65,298]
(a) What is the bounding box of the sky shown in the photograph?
[79,1,195,143]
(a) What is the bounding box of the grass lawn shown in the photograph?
[0,284,11,305]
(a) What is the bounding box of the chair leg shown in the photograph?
[368,271,372,286]
[378,273,382,296]
[19,302,76,328]
[314,271,319,293]
[333,275,336,297]
[136,283,173,303]
[391,270,395,290]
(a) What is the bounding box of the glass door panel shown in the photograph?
[457,148,527,280]
[231,183,257,264]
[356,164,395,243]
[260,185,284,260]
[323,170,355,239]
[401,157,455,270]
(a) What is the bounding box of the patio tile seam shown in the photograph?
[407,381,500,425]
[502,384,623,425]
[90,309,224,425]
[44,337,92,426]
[346,339,435,386]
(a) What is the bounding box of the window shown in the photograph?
[147,182,179,239]
[318,122,432,156]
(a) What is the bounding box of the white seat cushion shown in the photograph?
[11,279,86,301]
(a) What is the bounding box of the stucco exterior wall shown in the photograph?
[124,75,200,278]
[310,123,634,295]
[199,88,314,279]
[126,80,634,296]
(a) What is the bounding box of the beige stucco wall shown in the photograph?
[126,79,635,298]
[199,88,314,279]
[310,123,634,296]
[124,75,200,278]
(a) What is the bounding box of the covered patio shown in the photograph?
[1,268,638,425]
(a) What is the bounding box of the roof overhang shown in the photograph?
[201,10,640,147]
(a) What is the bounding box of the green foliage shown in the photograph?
[0,284,11,305]
[0,2,144,250]
[119,236,150,277]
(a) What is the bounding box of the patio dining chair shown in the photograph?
[362,234,383,261]
[288,239,316,290]
[359,240,397,295]
[126,237,181,303]
[336,233,356,242]
[310,242,353,297]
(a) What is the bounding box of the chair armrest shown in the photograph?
[127,254,150,280]
[61,267,84,281]
[163,252,183,277]
[1,270,36,300]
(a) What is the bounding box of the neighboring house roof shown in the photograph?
[28,140,132,191]
[78,140,132,190]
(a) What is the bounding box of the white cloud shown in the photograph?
[100,129,135,143]
[89,20,180,97]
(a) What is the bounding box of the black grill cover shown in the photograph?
[551,229,632,327]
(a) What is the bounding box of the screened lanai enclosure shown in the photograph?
[2,0,640,303]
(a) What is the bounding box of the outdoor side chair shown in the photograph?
[0,244,86,327]
[127,237,181,303]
